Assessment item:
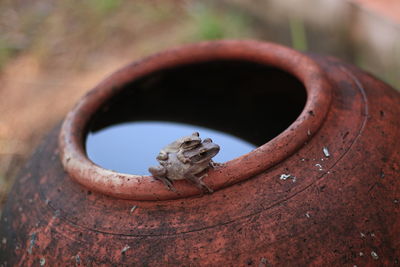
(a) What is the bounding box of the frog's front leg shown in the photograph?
[209,160,223,168]
[185,173,213,193]
[176,151,191,163]
[148,165,176,192]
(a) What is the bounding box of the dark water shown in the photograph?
[86,121,257,175]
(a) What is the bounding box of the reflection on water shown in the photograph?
[85,61,307,175]
[86,121,256,175]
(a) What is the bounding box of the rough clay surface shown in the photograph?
[0,51,399,266]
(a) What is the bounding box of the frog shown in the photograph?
[156,132,201,164]
[149,138,220,193]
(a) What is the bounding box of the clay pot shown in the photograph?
[1,40,399,266]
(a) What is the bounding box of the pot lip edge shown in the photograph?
[58,39,333,200]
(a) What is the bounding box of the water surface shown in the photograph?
[86,121,256,175]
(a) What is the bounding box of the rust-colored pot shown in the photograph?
[1,40,399,266]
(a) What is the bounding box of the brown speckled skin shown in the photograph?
[1,41,400,266]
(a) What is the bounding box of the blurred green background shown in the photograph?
[0,0,399,213]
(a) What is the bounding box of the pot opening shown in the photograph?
[85,60,307,174]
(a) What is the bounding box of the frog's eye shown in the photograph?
[199,152,207,157]
[199,149,209,156]
[183,141,193,146]
[182,140,200,148]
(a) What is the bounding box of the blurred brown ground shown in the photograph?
[0,0,399,212]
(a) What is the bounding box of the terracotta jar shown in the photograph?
[1,41,399,266]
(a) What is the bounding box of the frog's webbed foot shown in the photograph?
[209,160,223,168]
[156,152,169,161]
[148,166,177,192]
[185,174,213,194]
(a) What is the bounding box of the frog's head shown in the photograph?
[184,138,220,164]
[179,132,201,150]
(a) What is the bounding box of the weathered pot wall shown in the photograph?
[0,41,399,266]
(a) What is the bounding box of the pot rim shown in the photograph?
[59,40,332,200]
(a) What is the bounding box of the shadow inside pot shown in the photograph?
[84,60,307,175]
